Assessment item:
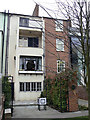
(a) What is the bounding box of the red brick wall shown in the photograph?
[44,18,70,78]
[69,87,79,111]
[44,18,78,112]
[76,86,88,100]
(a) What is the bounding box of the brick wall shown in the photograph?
[76,86,88,100]
[44,18,78,112]
[69,87,79,111]
[44,18,70,78]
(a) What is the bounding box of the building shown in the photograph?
[0,12,45,101]
[0,9,71,101]
[0,6,79,112]
[44,17,70,78]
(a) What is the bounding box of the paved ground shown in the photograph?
[12,106,88,118]
[78,99,88,107]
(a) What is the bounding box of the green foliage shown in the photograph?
[2,76,11,108]
[79,105,88,110]
[41,68,77,112]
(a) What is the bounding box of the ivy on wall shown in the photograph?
[41,68,77,112]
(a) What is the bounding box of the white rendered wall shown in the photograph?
[8,15,44,101]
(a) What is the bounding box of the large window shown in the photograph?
[20,82,42,92]
[19,36,39,48]
[19,56,42,71]
[57,60,65,73]
[56,39,64,51]
[55,20,63,31]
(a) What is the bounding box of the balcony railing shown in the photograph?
[19,17,43,30]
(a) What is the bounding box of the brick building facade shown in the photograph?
[44,18,70,78]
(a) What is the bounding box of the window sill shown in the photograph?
[18,70,43,74]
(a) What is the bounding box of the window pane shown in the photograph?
[31,82,36,91]
[56,20,63,31]
[28,38,33,47]
[28,38,38,47]
[26,82,30,91]
[37,82,41,91]
[20,82,24,91]
[56,39,64,51]
[57,60,65,73]
[19,17,29,27]
[26,60,35,71]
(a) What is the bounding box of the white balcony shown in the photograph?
[19,17,43,31]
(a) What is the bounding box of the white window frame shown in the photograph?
[55,20,63,31]
[57,60,65,73]
[56,39,64,51]
[20,82,42,92]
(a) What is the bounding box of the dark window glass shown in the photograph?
[26,82,30,91]
[28,38,38,47]
[20,56,42,71]
[37,82,41,91]
[31,82,36,91]
[19,17,29,27]
[20,82,24,91]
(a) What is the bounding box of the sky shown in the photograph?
[0,0,57,17]
[0,0,90,18]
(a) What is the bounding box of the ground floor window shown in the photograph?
[57,60,65,73]
[20,82,42,92]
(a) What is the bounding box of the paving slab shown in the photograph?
[78,99,88,107]
[12,106,88,118]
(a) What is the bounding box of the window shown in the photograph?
[28,37,38,47]
[55,20,63,31]
[20,82,42,92]
[20,82,24,91]
[37,82,41,91]
[19,17,29,27]
[56,39,64,51]
[19,36,39,48]
[19,56,42,71]
[57,60,65,73]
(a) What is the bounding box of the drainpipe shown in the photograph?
[1,10,6,74]
[5,10,10,76]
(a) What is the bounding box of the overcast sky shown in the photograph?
[0,0,90,18]
[0,0,57,16]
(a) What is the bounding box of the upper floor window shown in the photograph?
[56,39,64,51]
[57,60,65,73]
[28,37,38,47]
[19,36,39,48]
[19,17,43,29]
[55,20,63,31]
[19,56,42,71]
[19,17,29,27]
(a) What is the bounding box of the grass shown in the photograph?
[49,116,88,120]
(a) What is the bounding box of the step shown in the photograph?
[13,100,38,106]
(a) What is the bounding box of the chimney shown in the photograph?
[32,4,39,16]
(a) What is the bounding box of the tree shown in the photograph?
[35,0,90,119]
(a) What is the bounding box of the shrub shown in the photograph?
[40,68,78,112]
[2,76,11,108]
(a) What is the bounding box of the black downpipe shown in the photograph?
[5,10,10,76]
[1,11,6,74]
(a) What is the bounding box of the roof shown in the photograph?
[0,11,69,21]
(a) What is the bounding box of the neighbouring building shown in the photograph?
[44,17,70,78]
